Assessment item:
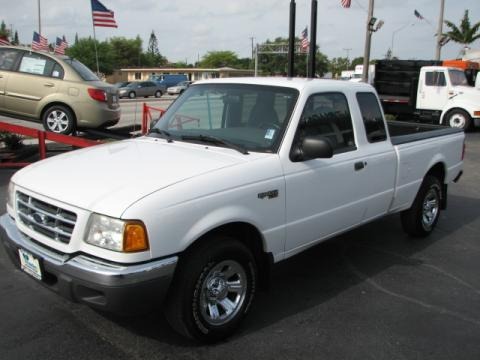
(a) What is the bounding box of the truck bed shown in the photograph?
[388,120,463,145]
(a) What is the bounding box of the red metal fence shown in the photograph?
[142,103,166,134]
[0,122,99,168]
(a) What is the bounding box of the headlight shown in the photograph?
[85,213,149,252]
[6,181,14,209]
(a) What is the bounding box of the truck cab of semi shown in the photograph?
[374,60,480,130]
[416,66,480,129]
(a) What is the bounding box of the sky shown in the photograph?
[2,0,480,64]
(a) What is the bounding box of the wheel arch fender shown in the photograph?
[440,103,474,125]
[179,207,273,288]
[424,161,447,209]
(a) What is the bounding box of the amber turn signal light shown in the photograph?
[123,221,149,252]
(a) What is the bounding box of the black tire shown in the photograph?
[128,91,136,99]
[154,90,162,98]
[165,236,257,343]
[446,109,471,130]
[42,105,76,135]
[401,175,442,237]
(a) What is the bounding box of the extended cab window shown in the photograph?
[425,71,446,86]
[0,48,20,71]
[296,92,356,154]
[356,92,387,143]
[18,53,63,78]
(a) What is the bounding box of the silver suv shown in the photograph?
[0,46,120,134]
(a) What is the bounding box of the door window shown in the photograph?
[295,92,356,154]
[425,71,446,86]
[0,48,21,71]
[18,53,63,78]
[356,92,387,143]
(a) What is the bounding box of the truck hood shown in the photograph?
[453,86,480,101]
[12,138,259,217]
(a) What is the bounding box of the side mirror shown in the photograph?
[292,136,334,161]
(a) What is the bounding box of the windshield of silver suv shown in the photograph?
[152,83,299,153]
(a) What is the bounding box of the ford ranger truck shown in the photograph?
[1,78,464,343]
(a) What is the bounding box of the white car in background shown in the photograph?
[167,81,192,95]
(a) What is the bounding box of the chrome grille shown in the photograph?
[16,192,77,244]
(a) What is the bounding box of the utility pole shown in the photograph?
[362,0,374,82]
[38,0,41,34]
[343,48,352,69]
[249,36,255,69]
[435,0,445,60]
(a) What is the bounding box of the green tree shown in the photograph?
[142,31,167,67]
[12,31,19,45]
[66,37,114,75]
[200,51,240,68]
[256,37,328,77]
[443,10,480,49]
[0,20,10,39]
[350,57,364,69]
[329,57,350,77]
[110,36,143,68]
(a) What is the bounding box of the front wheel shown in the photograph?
[42,105,76,135]
[401,175,442,237]
[446,109,471,130]
[165,236,257,343]
[128,91,136,99]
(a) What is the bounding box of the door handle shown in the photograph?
[44,82,55,87]
[354,161,367,171]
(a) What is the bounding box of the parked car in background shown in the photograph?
[149,74,188,88]
[114,81,130,88]
[167,80,192,95]
[0,46,120,135]
[118,81,165,99]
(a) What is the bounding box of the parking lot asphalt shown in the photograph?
[0,131,479,360]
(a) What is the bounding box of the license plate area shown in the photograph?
[18,248,42,280]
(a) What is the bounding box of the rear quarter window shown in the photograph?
[356,92,387,143]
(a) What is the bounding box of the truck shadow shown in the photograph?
[101,193,480,346]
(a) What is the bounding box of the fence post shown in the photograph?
[142,103,148,135]
[38,130,47,159]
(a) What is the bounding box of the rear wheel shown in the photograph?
[42,105,75,135]
[128,91,136,99]
[154,90,162,98]
[401,175,442,237]
[165,236,257,343]
[446,109,471,130]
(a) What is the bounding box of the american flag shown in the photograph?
[32,31,48,51]
[54,37,68,55]
[91,0,118,28]
[301,27,309,52]
[341,0,351,8]
[0,36,10,46]
[414,10,425,20]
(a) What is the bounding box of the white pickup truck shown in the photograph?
[1,78,464,342]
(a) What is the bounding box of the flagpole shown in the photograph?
[38,0,41,34]
[90,0,100,74]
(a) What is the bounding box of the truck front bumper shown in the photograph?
[0,214,177,314]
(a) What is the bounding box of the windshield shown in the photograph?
[152,83,299,153]
[449,69,469,86]
[64,59,100,81]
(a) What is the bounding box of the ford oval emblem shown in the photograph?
[32,212,47,224]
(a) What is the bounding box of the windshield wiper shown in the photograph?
[148,128,173,142]
[181,134,249,155]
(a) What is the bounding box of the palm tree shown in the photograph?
[443,10,480,52]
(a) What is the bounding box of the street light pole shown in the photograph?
[362,0,374,82]
[435,0,445,60]
[390,23,413,58]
